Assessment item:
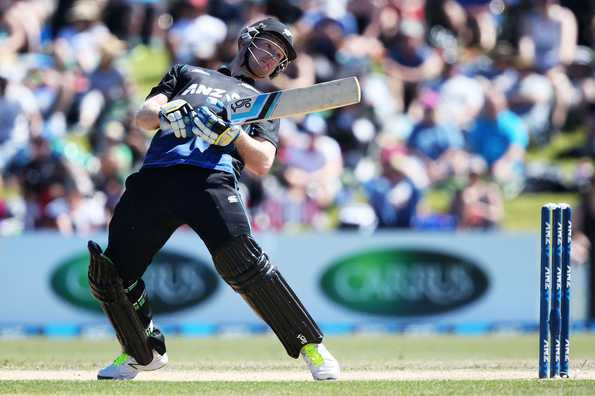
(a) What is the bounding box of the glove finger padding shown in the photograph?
[193,106,241,147]
[206,97,229,121]
[214,125,242,146]
[159,99,196,138]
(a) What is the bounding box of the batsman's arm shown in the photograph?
[234,131,276,177]
[135,93,169,131]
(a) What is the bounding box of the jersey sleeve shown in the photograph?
[145,64,186,100]
[247,119,280,150]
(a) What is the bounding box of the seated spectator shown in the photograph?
[431,61,485,129]
[102,0,159,46]
[0,75,29,169]
[364,150,426,228]
[8,136,72,229]
[506,60,555,146]
[280,115,343,208]
[385,19,443,110]
[467,88,529,196]
[519,0,578,130]
[300,2,359,36]
[257,116,343,231]
[258,180,325,232]
[55,1,111,73]
[0,0,48,54]
[474,43,555,146]
[303,17,347,81]
[426,0,496,52]
[165,0,227,65]
[327,103,380,169]
[46,182,107,235]
[83,35,132,146]
[471,43,554,145]
[406,90,466,184]
[93,121,133,216]
[566,46,595,129]
[20,55,64,136]
[450,156,504,229]
[519,0,577,73]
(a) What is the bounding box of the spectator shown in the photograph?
[506,59,555,146]
[430,59,485,129]
[103,0,161,46]
[385,18,443,111]
[299,1,358,36]
[467,87,529,196]
[364,150,426,228]
[20,55,64,137]
[303,17,347,81]
[519,0,578,130]
[0,75,29,169]
[165,0,227,65]
[93,120,133,216]
[280,115,343,210]
[519,0,577,72]
[0,0,47,54]
[476,42,555,145]
[83,35,132,146]
[89,36,130,112]
[55,1,111,73]
[426,0,497,52]
[46,182,107,235]
[8,136,72,229]
[566,46,595,130]
[257,114,344,232]
[450,156,504,229]
[406,90,466,184]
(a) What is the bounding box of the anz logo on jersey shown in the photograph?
[180,83,242,103]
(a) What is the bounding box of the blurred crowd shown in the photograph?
[0,0,594,236]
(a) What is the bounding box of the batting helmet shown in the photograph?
[238,17,297,78]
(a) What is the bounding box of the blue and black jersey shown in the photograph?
[142,64,280,179]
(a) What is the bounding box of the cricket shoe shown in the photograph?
[97,350,168,380]
[301,343,340,380]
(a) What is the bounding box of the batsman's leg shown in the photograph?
[88,241,168,380]
[213,235,340,380]
[183,169,339,379]
[89,169,182,380]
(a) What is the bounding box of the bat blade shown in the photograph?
[226,77,361,125]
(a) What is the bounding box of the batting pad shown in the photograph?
[213,235,323,358]
[88,241,154,365]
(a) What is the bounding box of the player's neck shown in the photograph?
[229,56,260,82]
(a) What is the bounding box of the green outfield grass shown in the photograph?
[1,334,595,395]
[128,45,170,97]
[2,379,595,396]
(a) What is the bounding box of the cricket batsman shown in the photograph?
[87,17,340,380]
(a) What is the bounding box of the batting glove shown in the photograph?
[159,99,197,138]
[192,99,242,147]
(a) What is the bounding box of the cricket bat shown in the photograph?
[226,77,361,125]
